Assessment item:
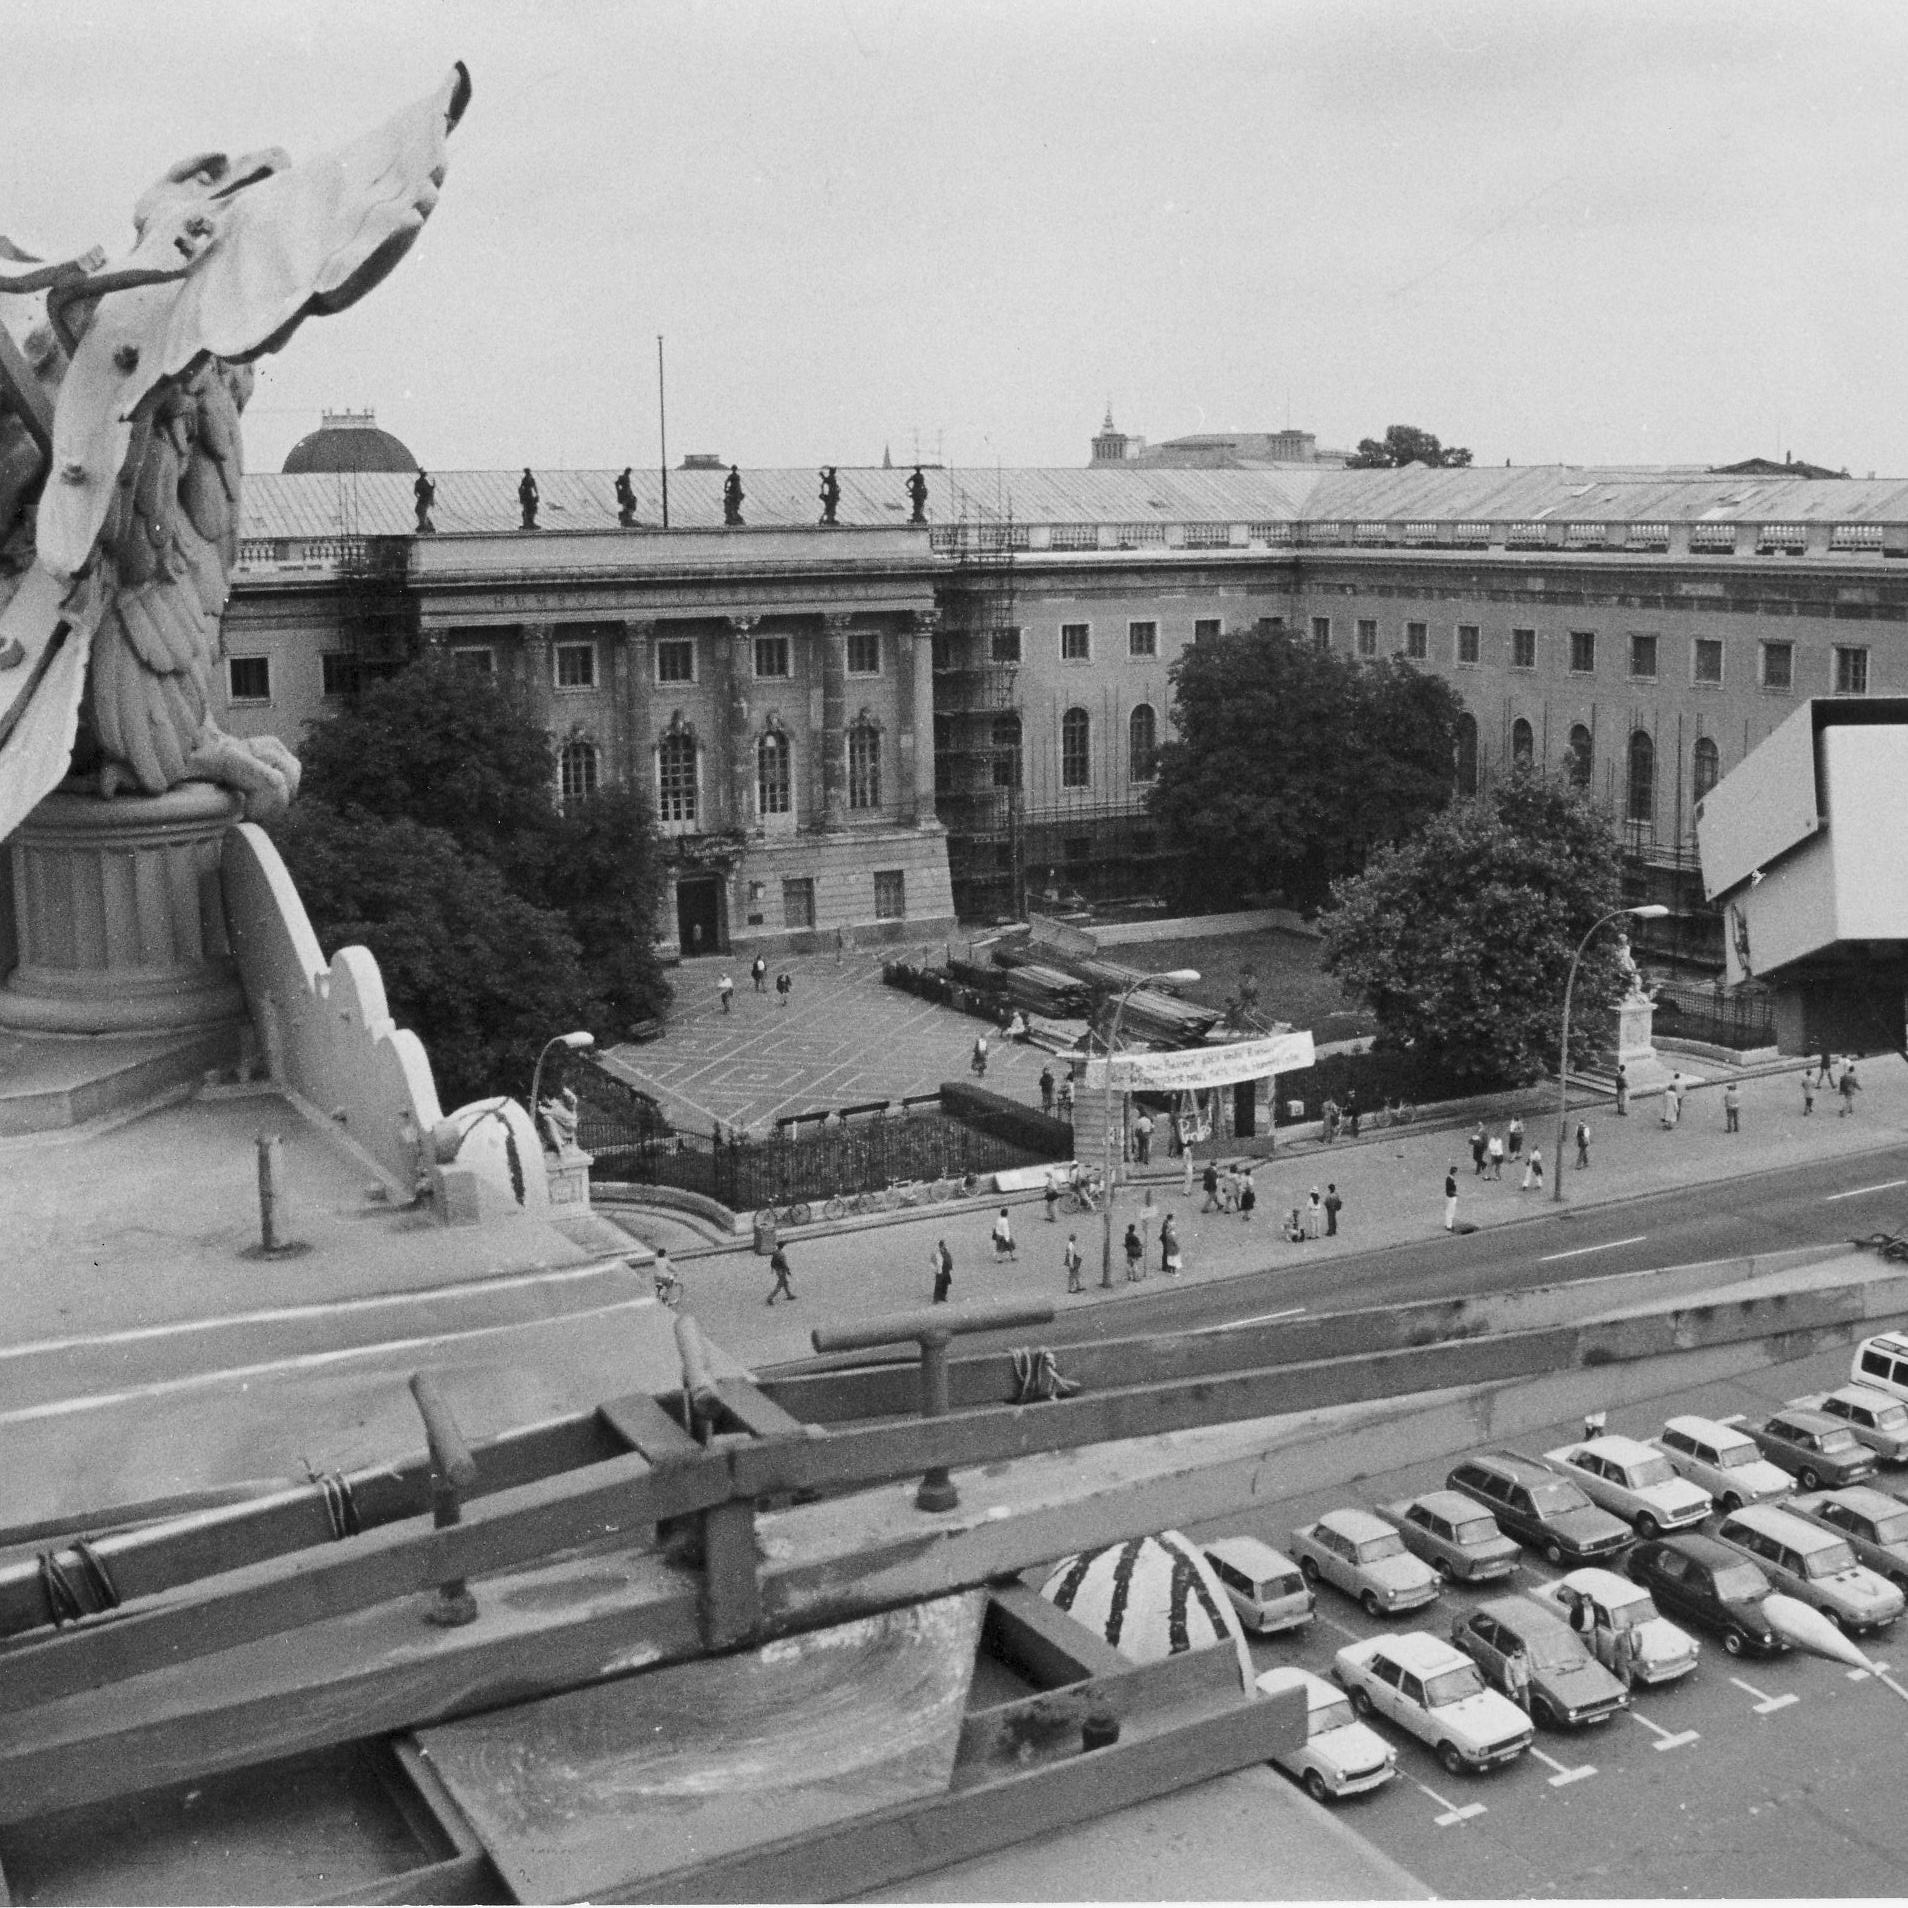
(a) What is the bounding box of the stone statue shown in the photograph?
[0,64,471,844]
[518,466,539,530]
[723,464,744,526]
[1613,933,1654,1001]
[818,464,840,526]
[906,464,928,524]
[537,1084,581,1155]
[614,466,636,527]
[413,469,436,533]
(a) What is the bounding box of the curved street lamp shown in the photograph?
[1552,905,1667,1203]
[530,1029,595,1151]
[1099,969,1202,1288]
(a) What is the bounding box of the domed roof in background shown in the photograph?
[282,409,419,475]
[1039,1530,1251,1686]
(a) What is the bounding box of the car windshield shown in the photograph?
[1868,1513,1908,1547]
[1454,1519,1500,1545]
[1356,1534,1407,1564]
[1310,1697,1357,1735]
[1625,1455,1676,1487]
[1527,1632,1584,1671]
[1805,1541,1860,1578]
[1424,1664,1485,1706]
[1712,1563,1770,1601]
[1530,1482,1590,1513]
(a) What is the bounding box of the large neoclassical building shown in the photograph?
[217,412,1908,962]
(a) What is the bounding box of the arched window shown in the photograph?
[757,729,791,815]
[1627,729,1655,823]
[1568,723,1593,789]
[848,722,881,809]
[1511,717,1534,767]
[1455,712,1478,796]
[1129,703,1158,782]
[658,731,697,823]
[1692,735,1720,805]
[991,713,1022,790]
[559,738,598,806]
[1061,707,1090,788]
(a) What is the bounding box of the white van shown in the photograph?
[1852,1334,1908,1409]
[1203,1536,1314,1635]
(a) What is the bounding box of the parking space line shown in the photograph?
[1312,1610,1362,1642]
[1528,1746,1597,1787]
[1630,1710,1699,1751]
[1538,1234,1647,1263]
[1728,1674,1798,1714]
[1826,1179,1908,1202]
[1411,1777,1486,1826]
[1847,1660,1889,1683]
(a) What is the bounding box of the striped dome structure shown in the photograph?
[1039,1530,1252,1690]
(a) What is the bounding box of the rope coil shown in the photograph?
[1010,1346,1082,1404]
[37,1539,121,1627]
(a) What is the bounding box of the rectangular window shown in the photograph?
[1061,712,1090,788]
[1128,620,1158,658]
[873,870,906,920]
[1356,618,1378,658]
[1311,616,1332,650]
[990,625,1022,664]
[1404,621,1427,660]
[1511,627,1536,670]
[1194,617,1222,641]
[846,629,882,675]
[320,653,357,699]
[1456,624,1480,665]
[782,877,815,930]
[452,645,494,676]
[848,726,881,808]
[753,635,791,679]
[1761,641,1794,690]
[1835,645,1870,695]
[1060,622,1091,661]
[227,655,271,702]
[656,638,696,683]
[1570,630,1597,674]
[555,642,596,690]
[1693,638,1723,685]
[1629,634,1658,680]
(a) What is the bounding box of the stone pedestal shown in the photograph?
[0,782,247,1034]
[1614,989,1674,1092]
[545,1146,595,1210]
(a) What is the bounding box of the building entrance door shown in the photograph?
[1232,1079,1256,1138]
[676,875,724,957]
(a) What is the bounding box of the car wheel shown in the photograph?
[1799,1467,1822,1492]
[1349,1686,1374,1718]
[1721,1493,1743,1513]
[1436,1557,1456,1581]
[1361,1591,1383,1618]
[1636,1514,1660,1540]
[1544,1539,1565,1566]
[1437,1741,1467,1777]
[1827,1606,1850,1634]
[1304,1768,1331,1805]
[1723,1627,1747,1655]
[1532,1695,1560,1731]
[1300,1557,1319,1586]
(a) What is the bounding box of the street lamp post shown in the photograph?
[529,1029,596,1150]
[1098,969,1201,1288]
[1553,904,1668,1203]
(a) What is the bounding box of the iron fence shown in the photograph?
[1648,979,1776,1050]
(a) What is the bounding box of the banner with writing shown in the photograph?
[1082,1030,1315,1092]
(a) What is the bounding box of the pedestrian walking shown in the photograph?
[1444,1168,1459,1232]
[717,972,735,1013]
[766,1244,796,1304]
[1470,1122,1488,1176]
[1057,1076,1074,1122]
[971,1034,988,1079]
[1134,1111,1154,1165]
[1723,1082,1741,1132]
[931,1238,953,1304]
[1305,1185,1323,1239]
[1522,1146,1544,1192]
[1321,1097,1338,1143]
[992,1207,1017,1262]
[1044,1172,1061,1223]
[1487,1132,1505,1179]
[1201,1160,1221,1212]
[1575,1119,1591,1169]
[1345,1091,1361,1140]
[1183,1143,1196,1198]
[1124,1223,1144,1281]
[1661,1085,1680,1131]
[1063,1231,1084,1293]
[1239,1170,1256,1221]
[1324,1183,1342,1237]
[1504,1647,1532,1714]
[1507,1116,1525,1161]
[1841,1060,1863,1116]
[776,970,792,1007]
[1819,1048,1837,1091]
[1802,1073,1816,1116]
[1614,1064,1629,1116]
[1039,1066,1055,1116]
[751,955,767,993]
[1160,1213,1182,1276]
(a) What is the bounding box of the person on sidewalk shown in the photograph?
[971,1034,988,1080]
[1039,1066,1055,1116]
[1661,1083,1681,1131]
[1183,1142,1196,1198]
[1615,1063,1629,1116]
[1487,1132,1505,1179]
[1305,1185,1323,1239]
[1819,1048,1837,1090]
[1123,1223,1145,1281]
[766,1244,796,1304]
[1283,1206,1306,1243]
[1507,1116,1524,1162]
[1057,1075,1074,1122]
[1201,1160,1221,1212]
[1321,1097,1338,1143]
[1063,1231,1084,1293]
[1522,1146,1544,1193]
[1841,1059,1863,1115]
[1723,1082,1741,1132]
[992,1207,1017,1261]
[1444,1168,1459,1232]
[1575,1119,1591,1169]
[1044,1173,1061,1222]
[718,972,735,1013]
[1345,1091,1361,1139]
[776,970,793,1007]
[1324,1183,1342,1237]
[1239,1170,1256,1221]
[1802,1073,1817,1116]
[1471,1122,1488,1176]
[931,1238,953,1303]
[1160,1212,1182,1276]
[1135,1111,1154,1165]
[751,955,767,993]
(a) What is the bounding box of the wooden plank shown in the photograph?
[318,1850,500,1907]
[698,1500,760,1650]
[713,1378,813,1441]
[599,1393,702,1463]
[982,1582,1130,1687]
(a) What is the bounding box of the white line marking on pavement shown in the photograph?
[1412,1778,1485,1826]
[1729,1674,1798,1714]
[1528,1746,1597,1786]
[1209,1307,1307,1332]
[1539,1235,1647,1263]
[1630,1711,1699,1751]
[1826,1179,1908,1202]
[1313,1611,1363,1642]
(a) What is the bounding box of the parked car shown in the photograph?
[1254,1665,1398,1803]
[1790,1386,1908,1465]
[1541,1434,1713,1537]
[1626,1534,1786,1657]
[1448,1596,1630,1730]
[1288,1508,1442,1617]
[1851,1332,1908,1408]
[1445,1451,1633,1567]
[1651,1414,1795,1511]
[1375,1491,1521,1583]
[1331,1632,1533,1775]
[1528,1566,1701,1686]
[1202,1537,1314,1636]
[1714,1502,1906,1635]
[1747,1408,1879,1490]
[1787,1488,1908,1594]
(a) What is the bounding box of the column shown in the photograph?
[723,617,756,831]
[520,622,554,730]
[622,619,655,792]
[821,613,850,828]
[908,608,938,823]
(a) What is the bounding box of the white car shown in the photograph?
[1544,1434,1713,1537]
[1203,1537,1315,1636]
[1651,1414,1793,1511]
[1529,1566,1701,1686]
[1255,1665,1398,1803]
[1332,1631,1533,1775]
[1289,1507,1443,1617]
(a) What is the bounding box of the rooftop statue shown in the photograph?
[0,63,471,845]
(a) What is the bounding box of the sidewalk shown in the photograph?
[655,1053,1908,1368]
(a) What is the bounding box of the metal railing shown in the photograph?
[1648,979,1776,1049]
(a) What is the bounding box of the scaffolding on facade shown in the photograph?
[329,473,418,699]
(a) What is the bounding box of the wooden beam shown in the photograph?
[981,1582,1130,1688]
[598,1393,701,1463]
[712,1378,813,1441]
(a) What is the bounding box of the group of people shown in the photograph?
[1464,1115,1550,1184]
[718,957,793,1012]
[1037,1064,1077,1122]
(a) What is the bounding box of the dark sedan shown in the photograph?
[1749,1409,1879,1491]
[1626,1533,1786,1657]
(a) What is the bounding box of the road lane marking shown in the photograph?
[1729,1674,1799,1714]
[1827,1179,1908,1202]
[1538,1234,1648,1263]
[1208,1307,1307,1332]
[1411,1778,1485,1826]
[1528,1746,1597,1786]
[1630,1710,1699,1750]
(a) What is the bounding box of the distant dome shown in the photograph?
[282,408,418,475]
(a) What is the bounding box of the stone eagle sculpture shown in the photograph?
[0,63,470,844]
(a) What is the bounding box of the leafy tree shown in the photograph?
[1346,424,1473,469]
[1148,627,1464,910]
[1319,768,1628,1089]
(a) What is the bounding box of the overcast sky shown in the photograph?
[12,1,1908,477]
